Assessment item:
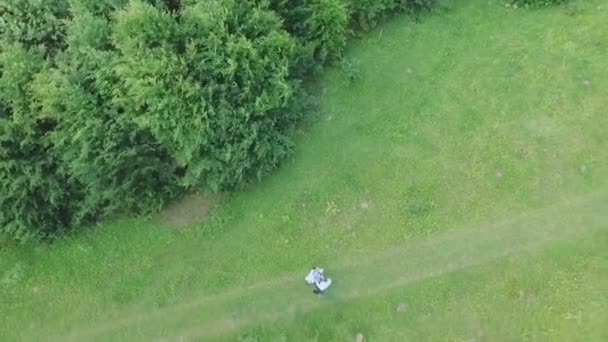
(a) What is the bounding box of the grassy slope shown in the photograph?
[1,0,607,340]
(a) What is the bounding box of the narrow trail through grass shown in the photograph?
[60,190,608,341]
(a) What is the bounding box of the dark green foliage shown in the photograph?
[0,45,44,117]
[67,0,129,19]
[345,0,436,31]
[265,0,348,74]
[347,0,398,31]
[0,120,81,241]
[510,0,567,7]
[0,45,80,241]
[32,27,181,220]
[113,0,298,189]
[0,0,437,242]
[0,0,70,54]
[302,0,348,64]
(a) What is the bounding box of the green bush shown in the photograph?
[347,0,396,31]
[265,0,348,75]
[0,45,82,241]
[1,0,301,241]
[0,0,437,242]
[113,0,298,189]
[345,0,436,31]
[32,43,181,220]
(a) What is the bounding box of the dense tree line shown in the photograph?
[1,0,436,241]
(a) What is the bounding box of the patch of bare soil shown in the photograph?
[154,193,222,228]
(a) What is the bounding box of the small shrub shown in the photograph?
[340,58,361,82]
[347,0,395,32]
[345,0,436,32]
[265,0,349,75]
[304,0,349,63]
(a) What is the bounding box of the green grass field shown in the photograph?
[2,0,608,341]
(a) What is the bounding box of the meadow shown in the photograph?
[1,0,607,340]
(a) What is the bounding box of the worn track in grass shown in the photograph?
[59,191,608,341]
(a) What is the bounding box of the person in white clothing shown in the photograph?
[305,266,332,294]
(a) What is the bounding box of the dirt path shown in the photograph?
[169,240,547,341]
[59,191,608,341]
